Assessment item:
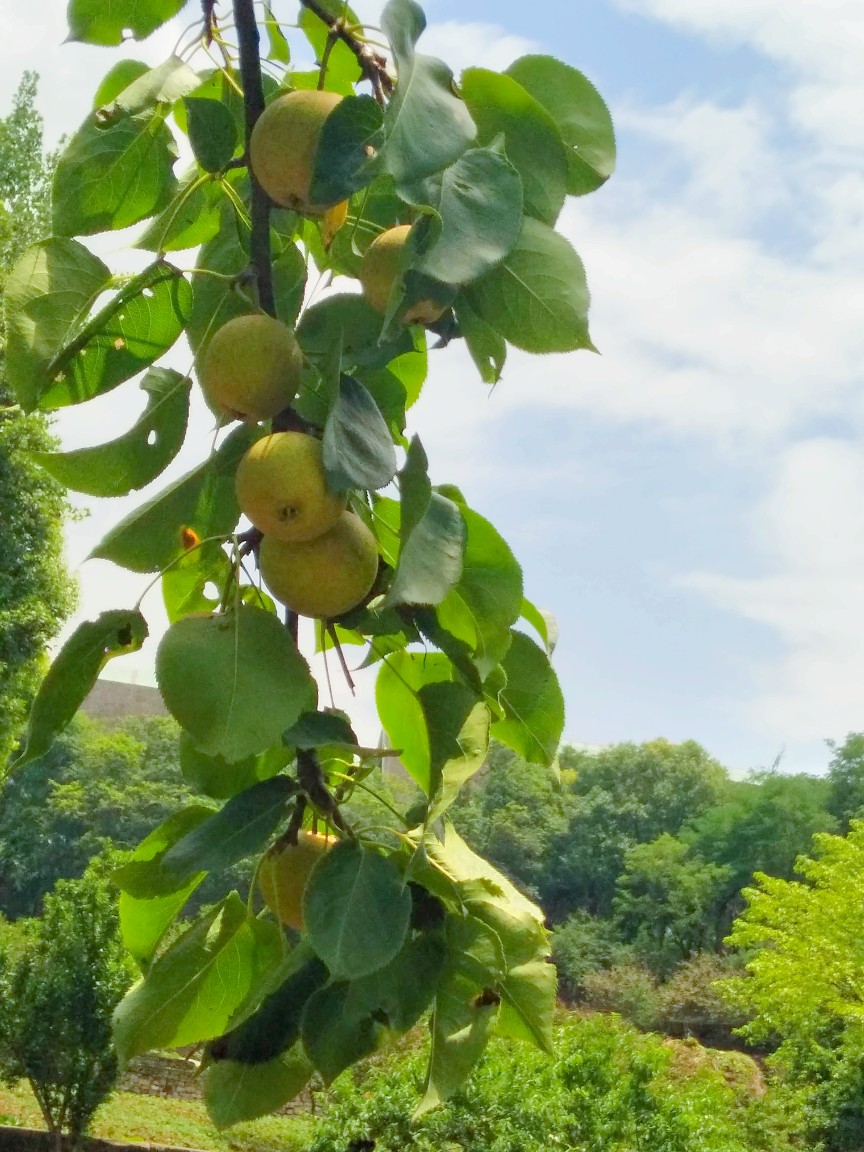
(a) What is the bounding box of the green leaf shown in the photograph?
[309,96,383,207]
[161,776,295,882]
[492,630,565,767]
[304,841,412,978]
[454,297,506,385]
[204,1047,313,1129]
[93,61,150,109]
[90,423,260,573]
[396,435,431,539]
[375,651,453,794]
[4,238,110,412]
[465,217,594,354]
[156,605,317,763]
[179,733,288,801]
[322,375,397,491]
[298,293,415,377]
[96,56,201,123]
[400,146,523,285]
[283,711,358,749]
[118,808,212,966]
[496,960,556,1053]
[300,1,362,90]
[461,69,568,226]
[422,683,490,821]
[40,261,192,409]
[210,952,329,1065]
[264,5,291,64]
[385,493,464,608]
[11,610,148,770]
[183,97,239,173]
[520,598,558,655]
[506,55,616,196]
[33,369,190,496]
[380,0,476,185]
[137,171,226,252]
[113,896,282,1063]
[53,110,178,236]
[67,0,188,45]
[438,506,523,677]
[301,982,382,1085]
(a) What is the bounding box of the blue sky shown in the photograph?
[4,0,863,775]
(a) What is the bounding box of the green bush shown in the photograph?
[551,911,634,1001]
[655,953,748,1044]
[308,1013,795,1152]
[580,963,662,1030]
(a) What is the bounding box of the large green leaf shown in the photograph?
[464,217,594,354]
[117,808,212,966]
[304,841,412,978]
[67,0,188,44]
[492,630,565,767]
[461,69,568,226]
[11,610,148,771]
[322,375,397,491]
[113,896,282,1063]
[178,733,288,801]
[496,960,556,1053]
[380,0,476,185]
[33,369,190,496]
[422,683,490,821]
[90,423,260,573]
[156,606,317,763]
[300,982,382,1085]
[385,493,464,609]
[53,110,178,236]
[506,55,616,196]
[375,651,453,793]
[204,1047,314,1128]
[4,238,110,411]
[39,261,192,409]
[400,146,523,285]
[437,506,523,677]
[160,776,295,882]
[137,170,226,252]
[183,97,239,173]
[97,56,201,123]
[297,293,415,379]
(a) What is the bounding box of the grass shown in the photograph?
[0,1079,317,1152]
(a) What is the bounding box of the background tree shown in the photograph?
[826,733,864,829]
[0,74,76,767]
[0,856,134,1150]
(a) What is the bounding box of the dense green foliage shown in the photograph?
[0,76,76,767]
[308,1013,794,1152]
[0,858,134,1148]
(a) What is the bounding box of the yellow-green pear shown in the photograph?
[258,831,334,930]
[359,224,446,324]
[236,432,347,542]
[250,89,345,215]
[200,314,303,422]
[258,512,379,618]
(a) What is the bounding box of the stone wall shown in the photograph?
[119,1053,322,1117]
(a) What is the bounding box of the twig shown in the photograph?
[299,0,394,102]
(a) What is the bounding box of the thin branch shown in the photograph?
[299,0,394,102]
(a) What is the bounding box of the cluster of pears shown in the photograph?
[249,88,445,320]
[200,315,379,620]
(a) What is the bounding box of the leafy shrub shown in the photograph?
[580,963,661,1030]
[308,1013,794,1152]
[655,952,749,1044]
[551,911,634,1000]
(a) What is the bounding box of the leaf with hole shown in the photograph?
[67,0,189,44]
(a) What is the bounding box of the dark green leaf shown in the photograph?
[461,69,568,226]
[156,605,317,763]
[506,55,616,195]
[90,423,260,573]
[4,238,110,411]
[465,217,594,354]
[400,146,523,285]
[67,0,188,45]
[297,293,414,378]
[301,982,382,1084]
[323,375,397,491]
[309,96,383,207]
[161,776,295,882]
[113,896,282,1062]
[118,808,212,966]
[204,1047,313,1128]
[304,841,412,978]
[40,261,192,408]
[96,56,201,123]
[396,436,431,540]
[283,711,358,749]
[384,492,464,608]
[33,368,190,496]
[380,0,476,184]
[12,610,148,770]
[53,110,178,236]
[492,630,564,767]
[454,296,506,384]
[183,97,239,172]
